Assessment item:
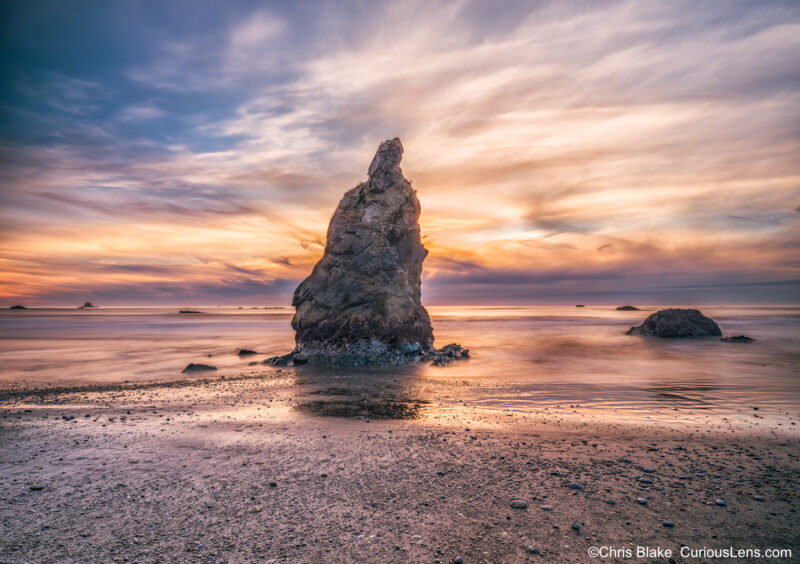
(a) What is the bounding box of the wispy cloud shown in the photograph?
[0,0,798,305]
[118,103,165,121]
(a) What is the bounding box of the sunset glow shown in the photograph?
[1,1,798,305]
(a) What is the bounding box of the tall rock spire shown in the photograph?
[271,138,467,366]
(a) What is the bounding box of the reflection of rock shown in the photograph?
[179,310,202,314]
[626,308,722,338]
[293,367,431,419]
[10,305,27,310]
[182,363,217,373]
[575,304,585,307]
[273,138,467,366]
[721,335,754,343]
[616,305,640,311]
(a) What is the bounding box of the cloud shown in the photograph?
[119,103,165,121]
[1,1,799,304]
[126,9,288,91]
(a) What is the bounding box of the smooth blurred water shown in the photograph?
[1,305,798,418]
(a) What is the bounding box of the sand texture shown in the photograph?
[1,370,798,563]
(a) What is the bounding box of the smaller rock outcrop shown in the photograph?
[182,363,217,373]
[429,344,470,366]
[721,335,754,343]
[235,348,257,356]
[626,308,721,338]
[179,310,202,314]
[616,305,640,311]
[79,302,97,309]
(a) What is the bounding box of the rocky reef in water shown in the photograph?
[626,308,722,338]
[268,138,468,367]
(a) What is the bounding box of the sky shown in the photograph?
[0,0,798,306]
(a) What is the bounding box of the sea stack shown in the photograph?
[271,138,467,366]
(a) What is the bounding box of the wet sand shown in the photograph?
[1,369,798,563]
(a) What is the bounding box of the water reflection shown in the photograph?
[292,364,431,419]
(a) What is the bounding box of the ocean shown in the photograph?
[2,305,798,426]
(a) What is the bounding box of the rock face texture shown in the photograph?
[275,138,467,366]
[626,308,722,338]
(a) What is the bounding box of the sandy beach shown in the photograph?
[2,369,798,563]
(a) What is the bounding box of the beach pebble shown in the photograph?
[411,535,422,543]
[569,482,585,490]
[526,545,540,554]
[453,558,463,564]
[510,500,528,510]
[715,499,726,507]
[663,520,674,527]
[269,481,278,488]
[754,495,766,502]
[28,485,44,491]
[436,471,446,476]
[571,521,581,531]
[636,498,648,505]
[643,468,655,473]
[540,505,553,511]
[606,499,616,505]
[181,363,217,373]
[639,478,653,484]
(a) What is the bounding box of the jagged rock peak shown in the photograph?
[367,137,405,192]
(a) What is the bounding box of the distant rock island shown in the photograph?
[627,308,722,338]
[79,302,97,309]
[9,305,27,310]
[616,305,640,311]
[269,138,468,366]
